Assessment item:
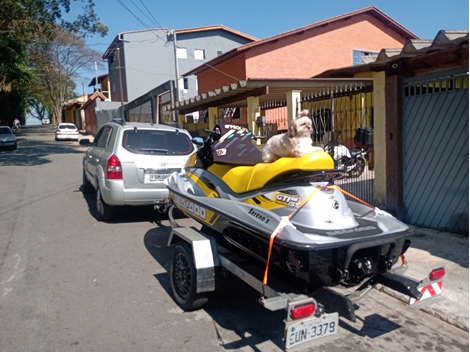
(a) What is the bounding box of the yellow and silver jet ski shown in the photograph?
[164,123,415,294]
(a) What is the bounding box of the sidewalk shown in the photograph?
[378,226,469,331]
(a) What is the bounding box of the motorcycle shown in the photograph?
[324,139,368,177]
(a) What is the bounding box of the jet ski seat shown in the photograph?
[208,151,334,193]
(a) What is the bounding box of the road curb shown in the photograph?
[375,285,469,332]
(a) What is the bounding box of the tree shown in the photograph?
[0,0,108,125]
[0,34,34,125]
[29,27,103,124]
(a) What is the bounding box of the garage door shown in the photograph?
[403,68,468,233]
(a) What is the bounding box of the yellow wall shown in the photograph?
[65,108,75,123]
[372,71,386,207]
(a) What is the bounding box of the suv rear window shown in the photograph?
[122,130,194,155]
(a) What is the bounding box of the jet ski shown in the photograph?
[163,123,413,293]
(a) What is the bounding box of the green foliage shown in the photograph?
[0,0,108,124]
[0,36,34,92]
[0,91,28,126]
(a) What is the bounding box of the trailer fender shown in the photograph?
[168,227,219,293]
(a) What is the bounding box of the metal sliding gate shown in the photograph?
[303,90,375,204]
[223,84,376,204]
[403,68,469,233]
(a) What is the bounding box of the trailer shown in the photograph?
[166,209,445,351]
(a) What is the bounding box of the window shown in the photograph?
[194,49,205,60]
[176,48,187,59]
[122,130,194,155]
[352,50,378,66]
[96,126,112,148]
[183,78,189,90]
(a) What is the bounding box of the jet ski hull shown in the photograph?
[165,169,411,290]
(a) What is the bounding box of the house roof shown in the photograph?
[102,25,258,59]
[88,73,109,87]
[316,30,469,78]
[163,78,373,115]
[80,91,108,110]
[183,6,419,77]
[174,25,258,41]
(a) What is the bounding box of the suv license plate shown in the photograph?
[150,174,170,181]
[285,312,338,349]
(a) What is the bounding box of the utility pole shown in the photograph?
[94,62,98,92]
[116,48,124,120]
[81,77,85,100]
[172,30,181,102]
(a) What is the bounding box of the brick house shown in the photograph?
[182,6,418,131]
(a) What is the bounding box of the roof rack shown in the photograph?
[162,121,182,129]
[112,117,126,126]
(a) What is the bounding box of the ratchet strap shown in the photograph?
[326,185,375,208]
[262,187,321,285]
[262,184,377,286]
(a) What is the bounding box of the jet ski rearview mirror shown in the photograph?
[192,137,204,146]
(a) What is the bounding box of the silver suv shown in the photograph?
[82,120,196,221]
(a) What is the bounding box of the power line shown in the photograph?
[138,0,164,28]
[114,0,245,86]
[115,0,166,41]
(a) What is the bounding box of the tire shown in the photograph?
[95,186,114,221]
[82,169,94,194]
[349,157,366,178]
[170,242,209,310]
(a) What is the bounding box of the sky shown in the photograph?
[72,0,469,91]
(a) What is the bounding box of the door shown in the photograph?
[402,68,469,232]
[85,125,113,188]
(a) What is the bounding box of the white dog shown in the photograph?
[262,109,323,162]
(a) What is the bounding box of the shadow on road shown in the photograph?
[80,187,168,223]
[408,231,469,269]
[143,225,287,350]
[0,126,86,167]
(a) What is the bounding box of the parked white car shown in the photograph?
[55,123,79,141]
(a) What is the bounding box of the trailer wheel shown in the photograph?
[170,242,208,310]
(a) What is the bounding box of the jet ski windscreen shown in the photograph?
[211,123,263,166]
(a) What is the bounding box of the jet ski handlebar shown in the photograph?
[202,127,266,141]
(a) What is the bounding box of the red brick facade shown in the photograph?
[196,12,410,92]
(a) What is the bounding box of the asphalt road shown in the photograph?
[0,125,468,352]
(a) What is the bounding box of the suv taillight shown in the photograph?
[106,154,122,180]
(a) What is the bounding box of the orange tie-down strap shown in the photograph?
[262,185,379,286]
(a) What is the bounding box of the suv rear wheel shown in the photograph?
[96,186,114,221]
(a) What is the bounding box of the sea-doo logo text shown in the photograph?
[248,208,270,224]
[174,194,206,220]
[215,148,227,156]
[332,200,339,209]
[326,226,377,236]
[275,194,300,207]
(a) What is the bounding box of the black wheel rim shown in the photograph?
[173,252,191,298]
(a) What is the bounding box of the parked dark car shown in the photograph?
[0,126,17,150]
